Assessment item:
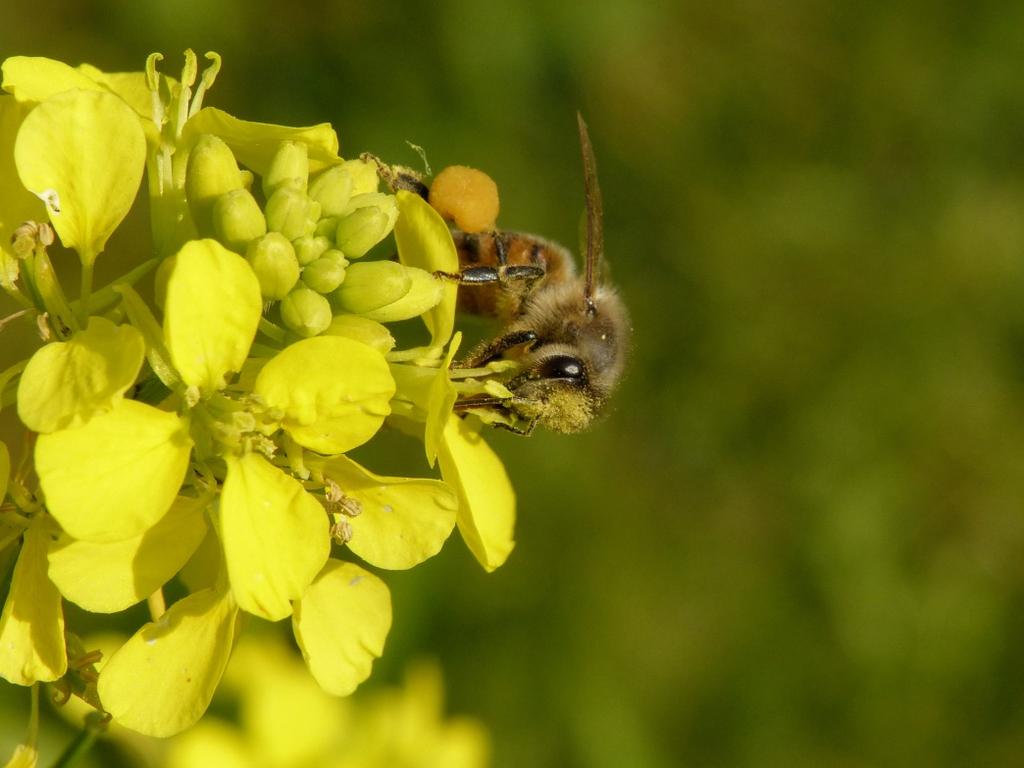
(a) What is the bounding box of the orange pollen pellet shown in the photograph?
[428,165,500,233]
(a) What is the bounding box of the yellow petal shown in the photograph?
[322,455,457,570]
[75,65,159,121]
[1,56,105,102]
[0,96,45,267]
[394,190,459,348]
[220,453,329,620]
[424,335,463,466]
[390,333,462,466]
[227,638,349,767]
[163,239,262,392]
[35,399,192,542]
[292,559,391,696]
[14,88,146,264]
[17,317,145,434]
[0,517,66,685]
[254,336,395,454]
[97,588,239,737]
[182,107,340,174]
[2,744,37,768]
[164,720,251,768]
[48,496,208,613]
[438,415,516,571]
[179,525,227,594]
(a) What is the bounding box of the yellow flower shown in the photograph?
[91,239,394,735]
[163,636,490,768]
[0,50,521,745]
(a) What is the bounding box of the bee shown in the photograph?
[440,114,631,435]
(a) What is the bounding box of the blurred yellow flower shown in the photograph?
[163,637,490,768]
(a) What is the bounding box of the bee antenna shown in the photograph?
[577,111,602,316]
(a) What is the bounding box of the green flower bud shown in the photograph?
[264,187,321,241]
[343,159,380,195]
[212,188,267,253]
[293,235,331,266]
[301,250,348,294]
[334,193,399,259]
[186,134,244,236]
[246,232,300,300]
[280,287,332,337]
[359,265,443,322]
[330,259,417,318]
[308,165,353,217]
[262,140,309,198]
[314,216,340,240]
[324,314,396,353]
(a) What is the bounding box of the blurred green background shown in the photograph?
[4,1,1024,766]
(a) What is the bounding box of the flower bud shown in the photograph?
[186,134,244,236]
[308,165,354,218]
[334,193,399,259]
[314,216,339,240]
[280,287,332,337]
[324,314,395,353]
[330,260,411,315]
[262,140,309,198]
[212,188,267,253]
[293,235,331,266]
[301,249,348,294]
[246,232,300,300]
[264,187,321,241]
[343,158,380,195]
[358,266,443,322]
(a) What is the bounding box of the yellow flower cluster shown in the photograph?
[53,634,489,768]
[0,50,515,748]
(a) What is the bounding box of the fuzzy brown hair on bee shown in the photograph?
[436,114,631,435]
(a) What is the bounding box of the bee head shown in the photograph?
[506,286,630,433]
[508,368,598,433]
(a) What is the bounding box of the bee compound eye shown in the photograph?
[539,355,586,382]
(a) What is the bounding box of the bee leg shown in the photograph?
[456,329,538,368]
[434,264,546,287]
[361,153,429,198]
[492,416,539,436]
[493,231,509,265]
[451,398,538,436]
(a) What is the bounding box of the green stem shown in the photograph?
[77,261,93,326]
[49,725,99,768]
[76,256,160,315]
[28,683,40,747]
[1,283,35,312]
[28,249,77,338]
[147,587,167,620]
[258,317,286,344]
